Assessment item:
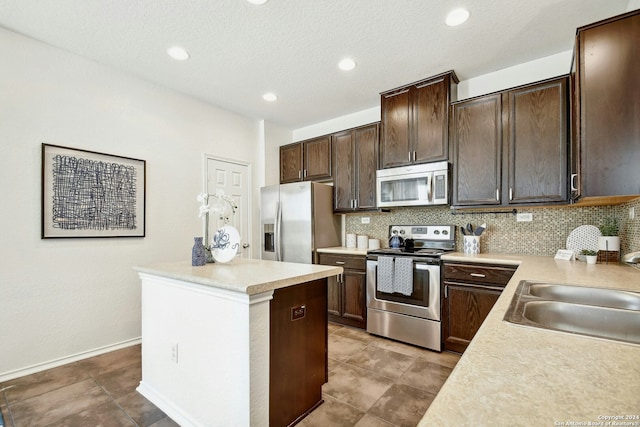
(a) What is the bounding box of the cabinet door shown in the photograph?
[280,143,302,183]
[341,269,366,329]
[332,130,355,211]
[327,275,341,318]
[270,279,327,426]
[578,11,640,198]
[451,94,502,206]
[442,283,501,354]
[354,123,379,210]
[413,76,449,163]
[303,136,332,181]
[380,88,412,168]
[507,78,568,204]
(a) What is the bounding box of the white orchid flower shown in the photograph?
[197,193,208,203]
[198,204,210,218]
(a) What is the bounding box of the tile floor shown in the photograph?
[0,324,459,426]
[301,323,460,426]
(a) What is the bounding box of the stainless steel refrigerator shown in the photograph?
[261,181,341,264]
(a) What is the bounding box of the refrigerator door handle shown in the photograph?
[275,201,282,261]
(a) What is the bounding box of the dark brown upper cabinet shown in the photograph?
[507,78,568,204]
[380,71,458,169]
[451,76,569,208]
[450,93,503,206]
[332,123,379,212]
[279,135,332,183]
[572,10,640,202]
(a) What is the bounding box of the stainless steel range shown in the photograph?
[366,225,456,351]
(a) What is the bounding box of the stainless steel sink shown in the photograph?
[526,283,640,310]
[504,281,640,345]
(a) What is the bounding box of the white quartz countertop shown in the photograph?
[317,246,368,256]
[134,258,342,295]
[420,252,640,426]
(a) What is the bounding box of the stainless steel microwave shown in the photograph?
[376,161,449,207]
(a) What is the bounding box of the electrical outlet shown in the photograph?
[170,343,179,363]
[516,213,533,222]
[630,207,635,220]
[361,217,371,224]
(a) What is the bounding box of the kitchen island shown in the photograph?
[420,254,640,426]
[134,258,342,427]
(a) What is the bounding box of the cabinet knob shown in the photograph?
[470,273,486,278]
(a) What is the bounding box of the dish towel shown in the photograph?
[377,256,395,294]
[394,257,414,296]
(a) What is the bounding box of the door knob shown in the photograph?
[242,243,250,248]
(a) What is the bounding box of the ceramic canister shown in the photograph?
[463,235,481,255]
[357,235,369,249]
[346,233,357,248]
[368,239,380,250]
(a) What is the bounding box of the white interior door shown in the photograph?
[205,156,251,259]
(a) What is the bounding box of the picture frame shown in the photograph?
[41,143,146,238]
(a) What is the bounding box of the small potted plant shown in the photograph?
[581,249,598,264]
[598,217,620,252]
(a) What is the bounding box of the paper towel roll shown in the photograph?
[346,233,357,248]
[357,235,369,249]
[368,239,380,250]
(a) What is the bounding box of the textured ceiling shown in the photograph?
[0,0,628,128]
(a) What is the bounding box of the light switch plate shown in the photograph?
[516,213,533,222]
[361,217,370,224]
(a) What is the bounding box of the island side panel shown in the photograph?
[137,273,273,427]
[270,278,328,427]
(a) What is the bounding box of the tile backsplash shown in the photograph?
[345,197,640,257]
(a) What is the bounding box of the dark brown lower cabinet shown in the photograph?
[442,262,516,353]
[270,279,327,427]
[318,253,367,329]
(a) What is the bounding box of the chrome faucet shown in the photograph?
[623,251,640,264]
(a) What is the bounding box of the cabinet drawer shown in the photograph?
[317,253,366,271]
[443,263,516,286]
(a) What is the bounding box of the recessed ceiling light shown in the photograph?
[338,58,357,71]
[445,8,470,26]
[247,0,268,4]
[263,92,278,102]
[167,46,190,61]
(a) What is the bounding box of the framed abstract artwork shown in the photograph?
[41,143,146,238]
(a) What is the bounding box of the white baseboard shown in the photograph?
[0,337,141,382]
[136,381,199,427]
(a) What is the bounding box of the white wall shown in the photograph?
[262,121,292,187]
[292,107,380,143]
[457,51,572,100]
[0,27,261,380]
[629,0,640,11]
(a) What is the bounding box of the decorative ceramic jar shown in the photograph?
[192,237,207,266]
